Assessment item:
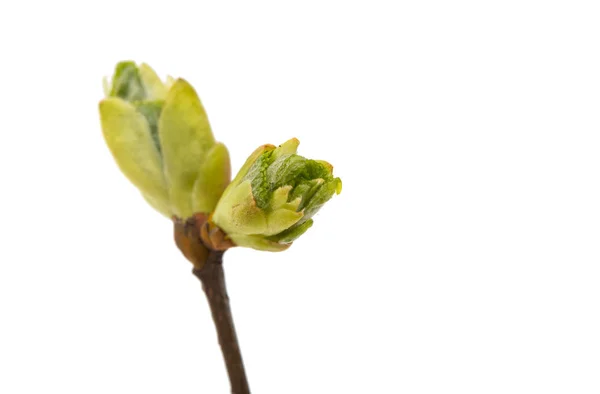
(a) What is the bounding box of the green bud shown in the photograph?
[99,61,230,218]
[212,139,342,251]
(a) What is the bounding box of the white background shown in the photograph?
[1,1,599,393]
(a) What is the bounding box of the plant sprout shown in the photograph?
[99,61,341,393]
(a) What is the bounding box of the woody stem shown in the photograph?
[192,250,251,394]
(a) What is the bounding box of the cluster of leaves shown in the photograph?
[100,62,340,251]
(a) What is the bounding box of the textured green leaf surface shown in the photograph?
[212,138,341,251]
[109,61,146,101]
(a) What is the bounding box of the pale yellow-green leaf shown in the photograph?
[159,78,216,218]
[227,233,291,252]
[281,197,302,212]
[270,185,293,210]
[102,77,111,97]
[335,178,343,194]
[213,180,267,235]
[138,63,167,100]
[271,219,314,244]
[191,142,231,214]
[99,98,169,206]
[272,137,299,159]
[165,75,176,91]
[265,208,303,236]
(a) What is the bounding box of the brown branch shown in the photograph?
[174,215,250,393]
[193,251,251,394]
